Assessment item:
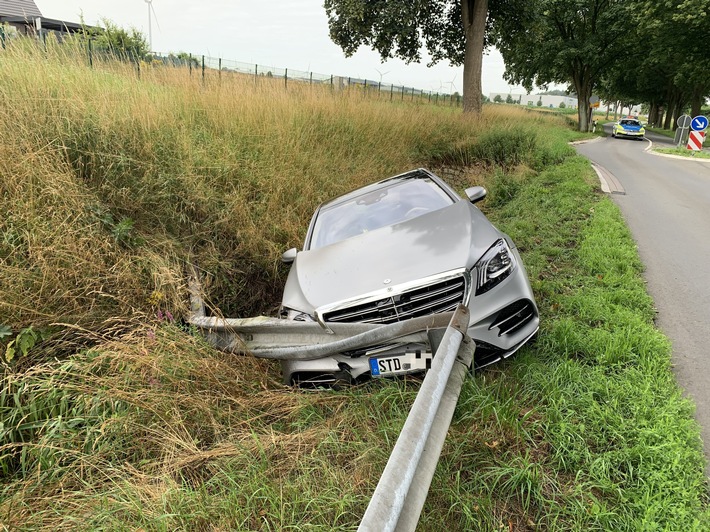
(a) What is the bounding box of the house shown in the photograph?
[0,0,87,40]
[489,92,579,109]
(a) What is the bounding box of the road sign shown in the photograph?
[687,131,706,151]
[691,115,708,132]
[677,115,692,128]
[589,95,600,108]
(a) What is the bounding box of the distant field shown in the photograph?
[1,40,707,530]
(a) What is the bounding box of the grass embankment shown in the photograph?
[1,43,708,530]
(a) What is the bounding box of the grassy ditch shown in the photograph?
[1,42,708,529]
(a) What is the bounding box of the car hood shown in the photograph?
[282,201,502,313]
[620,123,643,131]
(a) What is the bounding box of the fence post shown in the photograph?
[189,53,192,76]
[285,68,288,89]
[87,38,92,68]
[201,55,205,83]
[310,71,313,85]
[411,88,414,102]
[390,84,394,101]
[330,74,333,91]
[219,58,222,80]
[1,26,5,50]
[401,87,404,101]
[255,64,258,84]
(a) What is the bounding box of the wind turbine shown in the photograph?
[144,0,161,52]
[375,68,390,83]
[447,73,458,95]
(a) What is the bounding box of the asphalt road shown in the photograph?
[576,125,710,464]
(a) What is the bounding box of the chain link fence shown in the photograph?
[149,51,462,108]
[0,30,462,107]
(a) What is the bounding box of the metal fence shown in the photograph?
[149,51,463,107]
[0,29,462,107]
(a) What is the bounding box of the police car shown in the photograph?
[611,118,645,140]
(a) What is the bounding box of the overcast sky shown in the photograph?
[35,0,535,96]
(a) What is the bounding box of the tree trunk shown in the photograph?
[461,0,487,114]
[690,88,703,118]
[663,97,675,130]
[657,107,664,129]
[573,75,591,132]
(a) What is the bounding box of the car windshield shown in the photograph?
[620,119,641,127]
[309,177,455,249]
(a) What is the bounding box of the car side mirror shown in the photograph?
[465,186,487,204]
[281,248,298,264]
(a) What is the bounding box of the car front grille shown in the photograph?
[489,299,536,336]
[322,276,467,324]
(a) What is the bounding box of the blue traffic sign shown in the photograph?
[691,115,708,131]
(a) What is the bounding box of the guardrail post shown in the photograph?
[358,305,474,532]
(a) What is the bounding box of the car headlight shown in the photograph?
[475,239,517,295]
[281,308,315,321]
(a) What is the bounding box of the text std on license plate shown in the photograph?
[369,350,433,377]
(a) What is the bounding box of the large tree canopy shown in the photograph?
[491,0,634,131]
[324,0,491,114]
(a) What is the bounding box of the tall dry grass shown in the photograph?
[0,37,568,335]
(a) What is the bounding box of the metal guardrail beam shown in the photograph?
[358,305,474,532]
[189,312,456,361]
[189,277,474,530]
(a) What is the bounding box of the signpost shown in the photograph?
[675,114,692,147]
[687,131,706,151]
[691,115,708,132]
[588,95,600,132]
[686,116,708,151]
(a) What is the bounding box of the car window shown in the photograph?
[309,178,455,249]
[620,119,640,126]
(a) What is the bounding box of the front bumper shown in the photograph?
[281,247,539,386]
[616,130,645,138]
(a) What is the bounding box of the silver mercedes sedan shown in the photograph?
[279,168,539,386]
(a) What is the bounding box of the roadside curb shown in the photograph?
[569,136,604,146]
[590,162,625,195]
[646,149,710,163]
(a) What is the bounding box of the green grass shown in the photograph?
[654,147,710,159]
[1,39,708,530]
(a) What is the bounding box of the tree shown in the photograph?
[74,18,149,60]
[537,97,542,107]
[505,93,513,104]
[491,1,635,131]
[494,94,503,103]
[324,0,491,114]
[597,0,710,129]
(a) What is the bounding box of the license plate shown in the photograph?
[368,350,433,377]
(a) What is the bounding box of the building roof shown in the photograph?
[0,0,43,18]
